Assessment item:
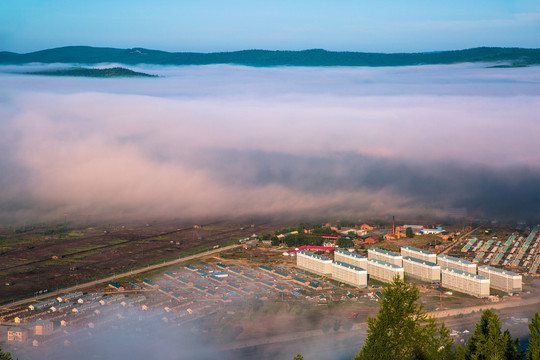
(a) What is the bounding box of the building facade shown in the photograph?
[331,261,368,287]
[34,320,53,336]
[368,247,403,267]
[367,258,404,283]
[296,250,332,275]
[478,265,522,293]
[7,327,28,342]
[441,267,489,298]
[437,254,477,273]
[401,246,437,263]
[402,256,441,283]
[334,249,368,269]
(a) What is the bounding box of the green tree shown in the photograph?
[502,329,522,360]
[354,276,453,360]
[0,346,14,360]
[293,354,304,360]
[337,237,354,248]
[456,309,509,360]
[406,227,414,238]
[528,311,540,360]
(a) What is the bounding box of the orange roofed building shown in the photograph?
[360,224,376,231]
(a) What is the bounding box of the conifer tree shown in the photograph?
[456,309,515,360]
[528,311,540,360]
[354,276,453,360]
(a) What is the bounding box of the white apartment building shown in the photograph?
[296,250,332,276]
[331,261,368,287]
[437,254,477,273]
[368,247,403,267]
[334,249,367,269]
[401,246,437,263]
[402,256,441,283]
[367,258,404,283]
[478,265,522,293]
[441,267,489,298]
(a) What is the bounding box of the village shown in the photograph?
[1,220,540,358]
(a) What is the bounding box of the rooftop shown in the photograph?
[479,265,520,277]
[333,261,366,272]
[369,247,401,257]
[403,256,439,267]
[438,254,474,265]
[368,258,403,269]
[298,250,331,261]
[401,246,435,255]
[335,249,366,259]
[442,267,488,280]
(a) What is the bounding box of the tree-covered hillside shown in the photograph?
[25,66,156,78]
[1,46,539,67]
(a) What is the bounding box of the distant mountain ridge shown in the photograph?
[1,46,539,67]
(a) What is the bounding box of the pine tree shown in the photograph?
[503,329,523,360]
[354,276,453,360]
[528,311,540,360]
[0,346,14,360]
[457,309,509,360]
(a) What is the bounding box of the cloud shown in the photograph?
[0,64,539,224]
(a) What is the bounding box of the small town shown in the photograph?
[2,220,539,359]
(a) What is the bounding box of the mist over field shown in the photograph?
[1,63,540,224]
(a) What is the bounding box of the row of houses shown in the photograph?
[297,245,522,298]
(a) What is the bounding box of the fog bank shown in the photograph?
[1,64,539,223]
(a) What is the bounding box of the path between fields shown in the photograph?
[0,244,241,310]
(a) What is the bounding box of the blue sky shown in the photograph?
[1,0,540,53]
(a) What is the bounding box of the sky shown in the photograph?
[1,0,540,53]
[1,63,540,224]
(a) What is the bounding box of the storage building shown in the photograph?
[296,250,332,276]
[477,265,522,293]
[368,247,403,266]
[34,320,53,336]
[57,291,83,303]
[441,267,489,298]
[331,261,368,287]
[7,327,28,342]
[28,299,58,311]
[367,258,404,283]
[334,249,367,269]
[402,256,441,283]
[437,254,477,273]
[401,246,437,263]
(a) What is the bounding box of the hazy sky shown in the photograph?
[1,0,540,53]
[1,63,540,224]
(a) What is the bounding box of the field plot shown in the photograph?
[0,221,284,302]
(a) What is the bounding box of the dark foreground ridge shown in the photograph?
[24,66,157,78]
[1,46,539,67]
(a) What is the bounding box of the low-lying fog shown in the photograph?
[1,63,539,224]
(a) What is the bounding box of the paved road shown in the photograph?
[0,244,240,310]
[430,294,540,319]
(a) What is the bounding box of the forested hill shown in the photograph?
[1,46,539,67]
